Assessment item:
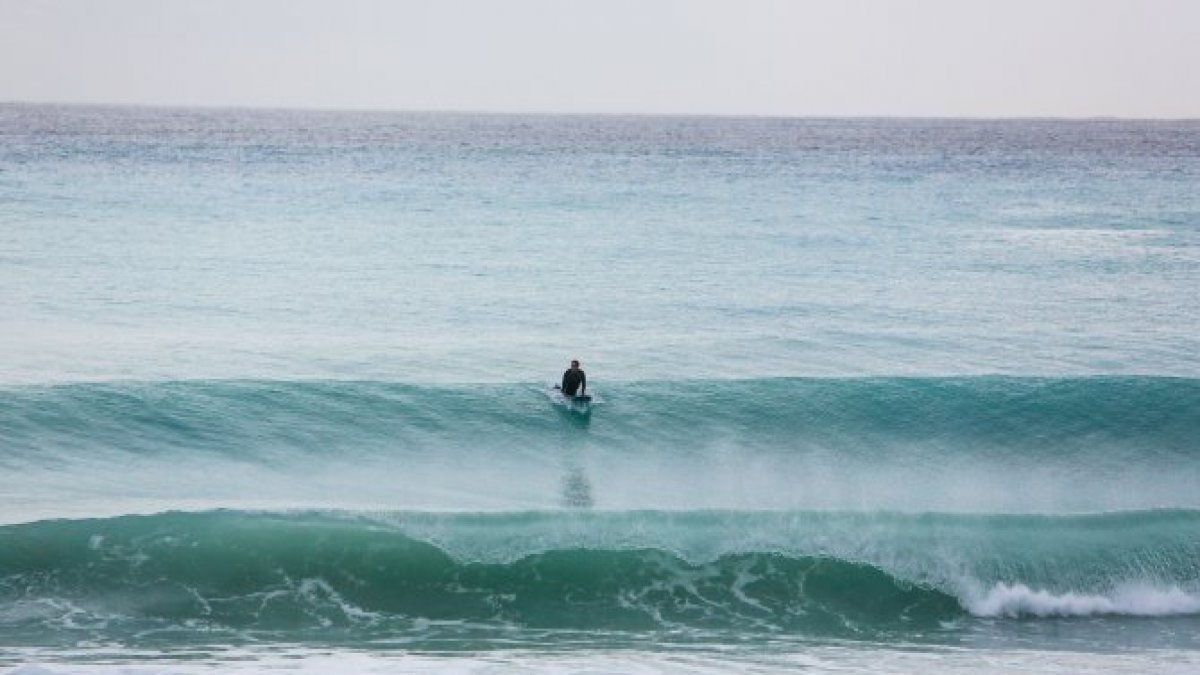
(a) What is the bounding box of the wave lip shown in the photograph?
[967,582,1200,618]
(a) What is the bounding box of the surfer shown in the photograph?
[561,359,586,397]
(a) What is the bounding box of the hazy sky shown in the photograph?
[2,0,1198,117]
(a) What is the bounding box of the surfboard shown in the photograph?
[548,386,593,410]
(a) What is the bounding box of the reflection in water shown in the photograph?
[556,395,594,508]
[561,463,594,508]
[557,404,592,429]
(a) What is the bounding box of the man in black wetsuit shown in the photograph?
[561,360,586,397]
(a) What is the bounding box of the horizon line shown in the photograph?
[4,98,1198,123]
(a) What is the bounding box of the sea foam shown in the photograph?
[967,582,1200,618]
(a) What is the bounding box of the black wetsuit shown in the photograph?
[561,367,586,396]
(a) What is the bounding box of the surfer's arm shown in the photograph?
[580,372,586,394]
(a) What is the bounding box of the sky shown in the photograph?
[1,0,1198,117]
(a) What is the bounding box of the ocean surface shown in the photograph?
[1,103,1199,673]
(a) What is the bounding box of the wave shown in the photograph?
[2,509,1199,648]
[2,377,1198,516]
[3,376,1198,647]
[4,376,1195,459]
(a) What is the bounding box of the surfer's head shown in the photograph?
[571,360,580,368]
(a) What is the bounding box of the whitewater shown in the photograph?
[2,104,1199,673]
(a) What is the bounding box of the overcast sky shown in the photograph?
[2,0,1198,117]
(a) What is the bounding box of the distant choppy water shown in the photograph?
[2,104,1200,673]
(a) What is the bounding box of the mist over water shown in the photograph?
[2,104,1199,671]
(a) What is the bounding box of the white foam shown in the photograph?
[9,644,1200,675]
[967,582,1200,618]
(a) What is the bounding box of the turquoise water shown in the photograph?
[2,104,1199,672]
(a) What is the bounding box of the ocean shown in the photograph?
[1,103,1199,673]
